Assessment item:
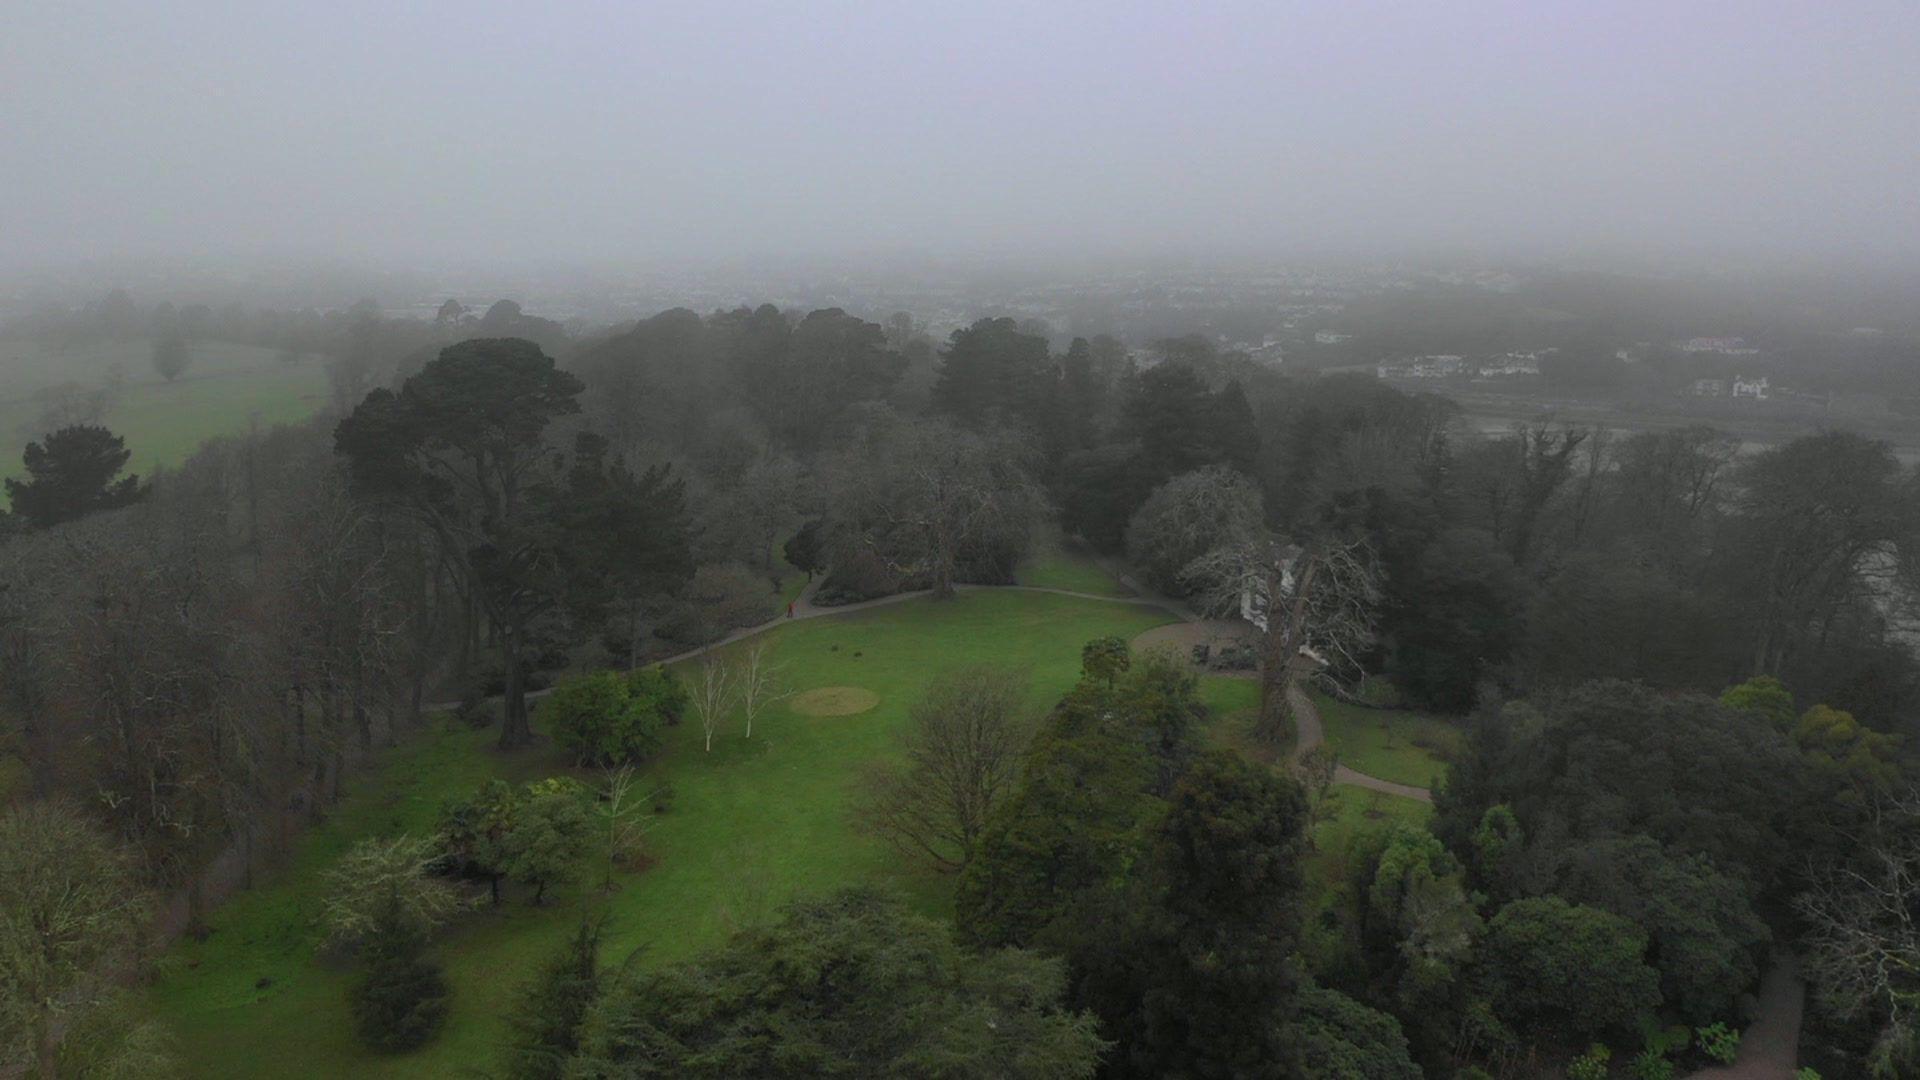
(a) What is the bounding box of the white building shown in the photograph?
[1478,352,1542,377]
[1681,336,1760,356]
[1314,330,1353,345]
[1731,375,1770,400]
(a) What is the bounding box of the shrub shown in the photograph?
[1567,1044,1611,1080]
[629,667,689,727]
[503,778,595,905]
[1696,1022,1740,1065]
[437,779,520,904]
[1631,1049,1675,1080]
[541,670,681,767]
[1080,636,1131,685]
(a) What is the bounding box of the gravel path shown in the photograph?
[1285,684,1435,802]
[1684,953,1805,1079]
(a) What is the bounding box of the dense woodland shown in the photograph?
[5,294,1920,1078]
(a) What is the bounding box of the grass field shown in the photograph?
[150,589,1184,1079]
[1017,531,1132,597]
[1312,693,1461,789]
[1197,676,1299,765]
[0,337,327,482]
[1306,784,1434,892]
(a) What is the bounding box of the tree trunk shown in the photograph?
[35,1005,58,1080]
[498,632,532,750]
[1258,643,1299,744]
[931,537,957,600]
[626,598,645,671]
[1258,558,1320,744]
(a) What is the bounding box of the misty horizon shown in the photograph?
[6,1,1919,272]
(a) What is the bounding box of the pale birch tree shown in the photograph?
[691,655,736,752]
[736,642,790,739]
[595,766,654,890]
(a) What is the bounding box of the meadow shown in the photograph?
[1015,529,1134,597]
[1312,692,1462,789]
[150,587,1187,1078]
[0,337,326,481]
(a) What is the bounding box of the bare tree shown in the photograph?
[0,801,146,1079]
[825,417,1044,599]
[857,665,1031,873]
[595,766,654,890]
[736,642,790,739]
[1185,535,1381,743]
[1797,790,1920,1076]
[690,655,736,752]
[1123,465,1265,595]
[319,834,469,950]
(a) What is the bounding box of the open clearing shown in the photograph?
[1311,692,1461,790]
[1306,783,1434,897]
[1016,530,1133,597]
[150,589,1190,1079]
[0,338,326,481]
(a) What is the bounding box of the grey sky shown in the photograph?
[4,1,1918,269]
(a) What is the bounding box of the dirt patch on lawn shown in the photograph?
[790,686,880,717]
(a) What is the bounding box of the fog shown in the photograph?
[5,1,1919,270]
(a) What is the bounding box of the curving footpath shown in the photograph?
[1285,684,1434,802]
[1683,953,1805,1079]
[466,568,1441,800]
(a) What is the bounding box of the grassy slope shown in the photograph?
[0,338,326,482]
[1303,784,1434,925]
[1016,533,1132,597]
[1311,692,1462,789]
[151,590,1181,1079]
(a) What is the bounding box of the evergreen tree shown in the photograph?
[931,317,1051,427]
[503,918,605,1080]
[5,424,145,528]
[572,887,1103,1078]
[1097,752,1310,1080]
[348,893,450,1053]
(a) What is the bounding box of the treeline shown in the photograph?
[6,291,1920,1075]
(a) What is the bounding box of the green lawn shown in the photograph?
[1312,693,1461,790]
[1016,532,1132,597]
[0,338,327,482]
[151,590,1179,1079]
[1306,784,1434,894]
[1198,676,1297,764]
